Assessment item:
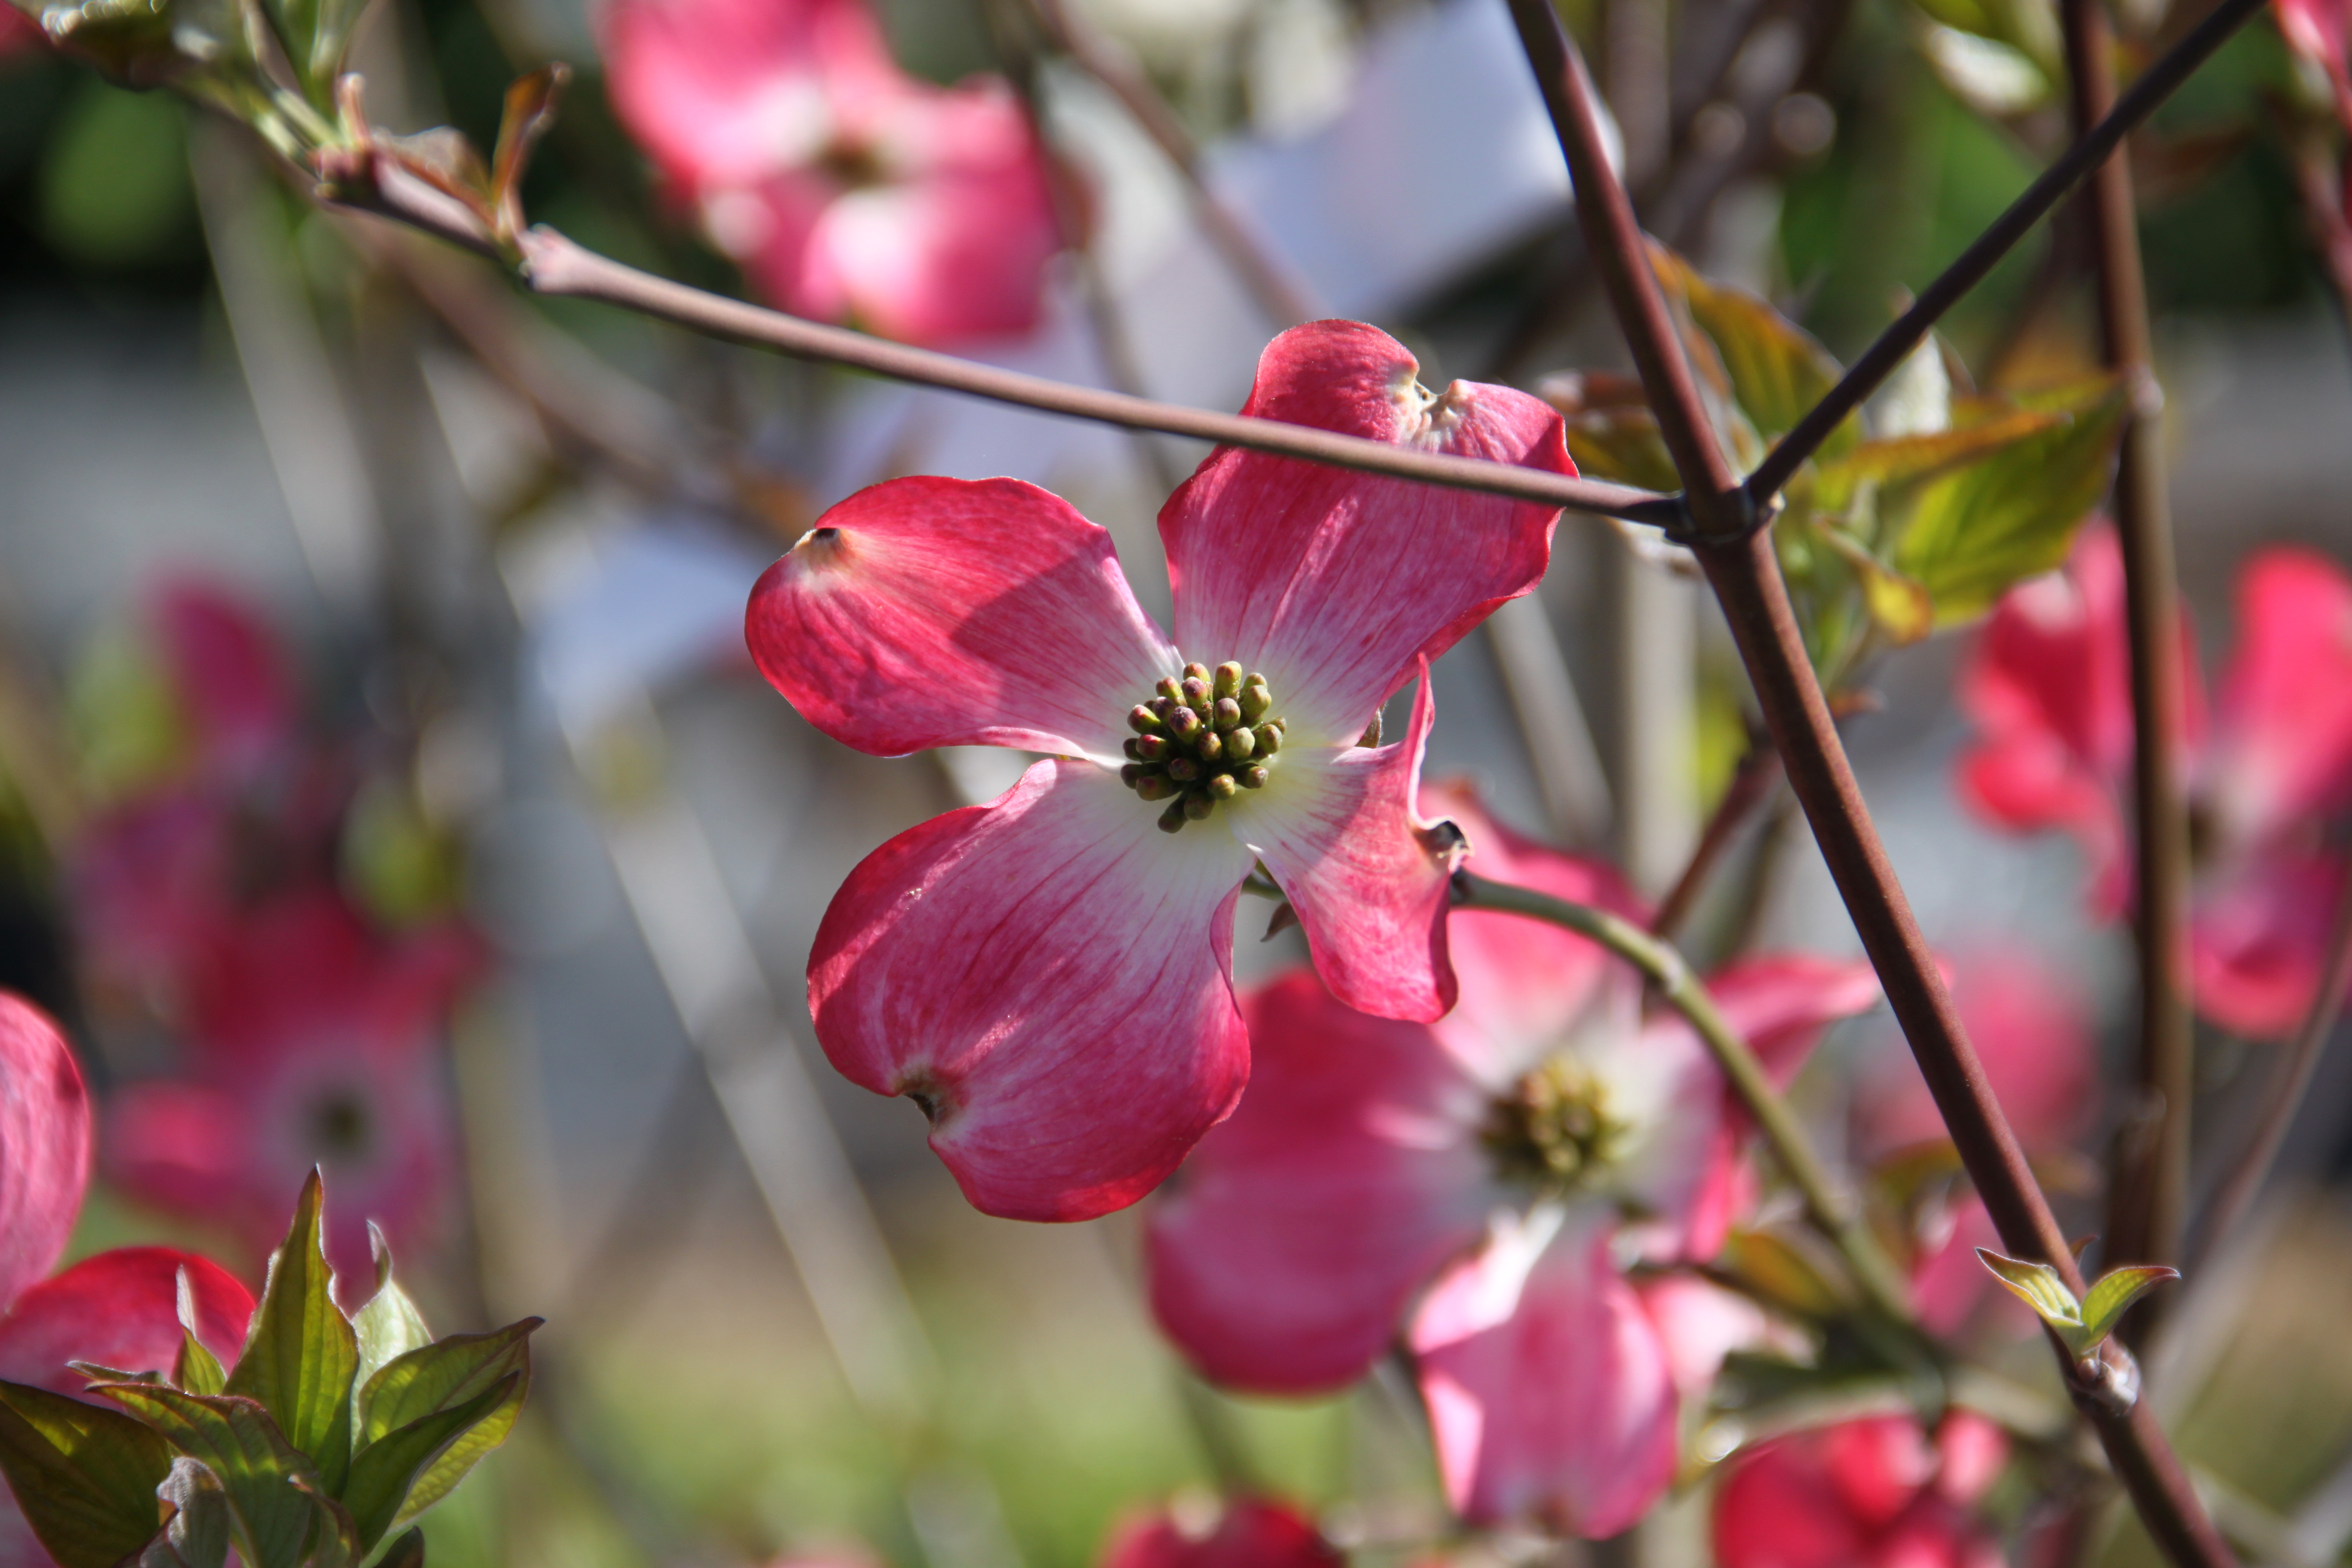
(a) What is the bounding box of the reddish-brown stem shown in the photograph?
[1741,0,2264,506]
[323,163,1670,523]
[1500,3,2235,1563]
[1650,739,1781,942]
[2063,0,2195,1310]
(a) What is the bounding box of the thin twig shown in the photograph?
[1650,738,1782,941]
[1741,0,2266,507]
[321,165,1674,523]
[2187,875,2352,1274]
[1498,3,2237,1562]
[2064,0,2195,1315]
[1027,0,1320,328]
[1455,871,1917,1324]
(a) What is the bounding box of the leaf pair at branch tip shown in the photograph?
[1974,1247,2180,1358]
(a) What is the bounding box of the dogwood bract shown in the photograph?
[745,322,1573,1221]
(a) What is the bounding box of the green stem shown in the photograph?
[1453,871,1916,1327]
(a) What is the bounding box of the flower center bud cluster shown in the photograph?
[1121,661,1283,833]
[1480,1057,1631,1193]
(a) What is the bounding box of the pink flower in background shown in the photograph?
[2276,0,2352,127]
[1100,1498,1341,1568]
[1853,950,2097,1335]
[600,0,1061,345]
[1960,526,2352,1037]
[0,993,255,1565]
[746,323,1571,1223]
[1712,1412,2008,1568]
[106,893,478,1287]
[1145,784,1877,1536]
[0,7,43,55]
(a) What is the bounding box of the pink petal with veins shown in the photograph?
[0,997,91,1313]
[1160,322,1570,744]
[1411,1206,1678,1537]
[1146,970,1494,1394]
[810,759,1254,1222]
[1231,665,1462,1022]
[747,477,1175,762]
[0,1248,252,1396]
[2205,547,2352,843]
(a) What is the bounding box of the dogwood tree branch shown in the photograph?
[1454,871,1918,1326]
[319,168,1670,522]
[1738,0,2265,509]
[2063,0,2196,1319]
[1500,2,2237,1563]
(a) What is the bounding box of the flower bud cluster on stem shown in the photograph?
[1121,661,1283,832]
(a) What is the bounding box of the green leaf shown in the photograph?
[174,1266,228,1398]
[226,1171,359,1494]
[0,1377,173,1568]
[352,1228,434,1414]
[2079,1265,2182,1347]
[343,1375,514,1551]
[1812,407,2062,513]
[1722,1228,1851,1317]
[376,1527,426,1568]
[357,1323,538,1531]
[1975,1248,2086,1348]
[288,1474,358,1568]
[1537,372,1685,494]
[1651,245,1859,459]
[142,1457,231,1568]
[1889,377,2127,628]
[90,1386,318,1568]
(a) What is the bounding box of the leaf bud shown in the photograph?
[1182,791,1216,822]
[1206,774,1239,801]
[1212,697,1242,731]
[1239,766,1271,789]
[1167,757,1202,783]
[1157,799,1189,833]
[1180,676,1212,709]
[1214,662,1244,700]
[1252,723,1282,756]
[1168,707,1203,741]
[1197,731,1224,764]
[1239,681,1273,724]
[1128,705,1165,735]
[1225,727,1256,761]
[1136,735,1171,762]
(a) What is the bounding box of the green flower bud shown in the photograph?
[1168,757,1202,783]
[1157,799,1189,833]
[1253,724,1282,756]
[1123,738,1143,761]
[1137,775,1176,801]
[1197,731,1224,764]
[1129,705,1165,734]
[1206,774,1239,801]
[1183,662,1212,686]
[1239,681,1273,724]
[1168,707,1203,741]
[1182,791,1216,822]
[1214,662,1244,700]
[1239,766,1271,789]
[1225,727,1256,761]
[1180,677,1212,709]
[1137,735,1171,762]
[1157,676,1185,705]
[1120,763,1145,787]
[1212,697,1242,731]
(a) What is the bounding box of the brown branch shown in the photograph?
[320,163,1672,524]
[2064,0,2195,1317]
[1741,0,2265,507]
[1650,737,1781,942]
[1498,3,2237,1563]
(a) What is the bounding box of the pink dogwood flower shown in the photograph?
[0,992,255,1563]
[2276,0,2352,127]
[1712,1412,2008,1568]
[746,322,1572,1222]
[1100,1498,1340,1568]
[1144,784,1880,1536]
[1852,949,2097,1336]
[600,0,1061,345]
[1960,525,2352,1037]
[106,892,478,1287]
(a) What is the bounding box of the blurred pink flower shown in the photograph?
[1099,1498,1340,1568]
[746,323,1571,1222]
[106,892,478,1287]
[1854,950,2097,1336]
[0,992,255,1565]
[1712,1412,2008,1568]
[2276,0,2352,127]
[1960,526,2352,1037]
[1145,784,1877,1536]
[600,0,1061,344]
[0,9,45,63]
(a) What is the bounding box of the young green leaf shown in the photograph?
[2079,1265,2182,1347]
[352,1227,434,1408]
[1650,245,1859,457]
[1722,1228,1851,1317]
[175,1268,228,1397]
[342,1374,515,1551]
[225,1171,359,1495]
[288,1473,359,1568]
[89,1386,319,1568]
[376,1527,427,1568]
[0,1378,173,1568]
[1975,1248,2086,1348]
[356,1322,537,1445]
[143,1456,231,1568]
